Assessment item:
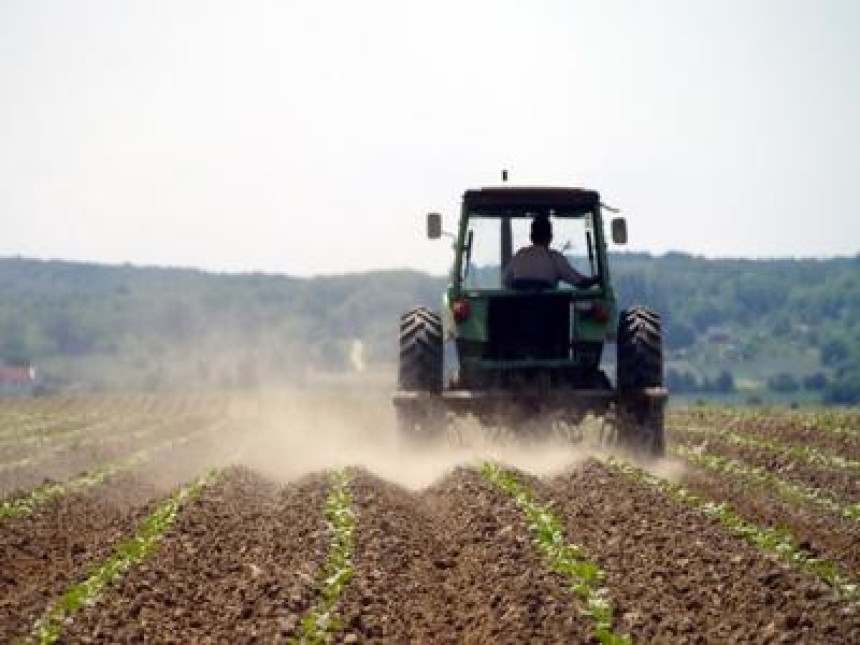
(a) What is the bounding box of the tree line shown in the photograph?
[0,254,857,402]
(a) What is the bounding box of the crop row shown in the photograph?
[481,463,629,645]
[673,408,860,440]
[669,422,860,475]
[10,453,860,643]
[0,412,104,443]
[607,457,859,600]
[0,408,170,461]
[305,455,859,643]
[0,427,208,519]
[0,394,228,439]
[0,414,109,449]
[294,469,356,645]
[29,472,217,644]
[0,395,144,429]
[0,417,166,475]
[673,444,860,523]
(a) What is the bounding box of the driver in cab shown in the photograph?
[503,215,600,290]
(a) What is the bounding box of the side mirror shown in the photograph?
[427,212,442,240]
[611,217,627,244]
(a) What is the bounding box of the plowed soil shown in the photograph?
[669,427,860,503]
[678,464,860,578]
[0,414,207,497]
[0,473,161,642]
[674,409,860,460]
[62,468,331,643]
[3,396,860,643]
[0,420,247,642]
[338,468,593,643]
[547,461,859,643]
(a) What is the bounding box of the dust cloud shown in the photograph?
[220,381,638,490]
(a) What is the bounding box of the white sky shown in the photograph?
[1,0,858,275]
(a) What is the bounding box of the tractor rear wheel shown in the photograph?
[617,306,664,456]
[398,307,442,391]
[617,306,662,391]
[397,308,444,441]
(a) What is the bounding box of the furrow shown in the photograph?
[671,423,860,475]
[28,472,217,645]
[607,457,859,601]
[337,468,596,642]
[669,425,860,503]
[671,409,860,459]
[481,462,630,645]
[0,428,207,519]
[673,445,860,523]
[548,459,860,642]
[60,468,331,642]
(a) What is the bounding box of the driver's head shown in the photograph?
[530,215,552,245]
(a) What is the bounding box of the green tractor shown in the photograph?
[394,185,667,456]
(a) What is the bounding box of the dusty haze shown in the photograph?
[217,382,683,489]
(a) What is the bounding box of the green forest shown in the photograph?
[0,254,858,403]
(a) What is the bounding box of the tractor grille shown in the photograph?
[486,294,572,360]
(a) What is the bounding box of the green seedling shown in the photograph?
[294,469,357,645]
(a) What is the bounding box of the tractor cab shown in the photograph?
[428,187,625,389]
[397,183,665,457]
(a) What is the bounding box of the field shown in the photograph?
[1,392,859,644]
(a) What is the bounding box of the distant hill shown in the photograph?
[0,255,858,402]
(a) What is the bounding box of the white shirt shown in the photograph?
[503,245,586,287]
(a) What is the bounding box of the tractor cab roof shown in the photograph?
[463,187,600,216]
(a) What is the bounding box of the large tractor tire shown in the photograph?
[398,307,443,392]
[616,306,665,456]
[617,306,663,391]
[397,307,444,441]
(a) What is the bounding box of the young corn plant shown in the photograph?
[607,457,859,602]
[481,462,630,645]
[293,469,357,645]
[30,471,218,645]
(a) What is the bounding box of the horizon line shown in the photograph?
[1,251,858,279]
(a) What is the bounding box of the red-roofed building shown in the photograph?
[0,364,37,396]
